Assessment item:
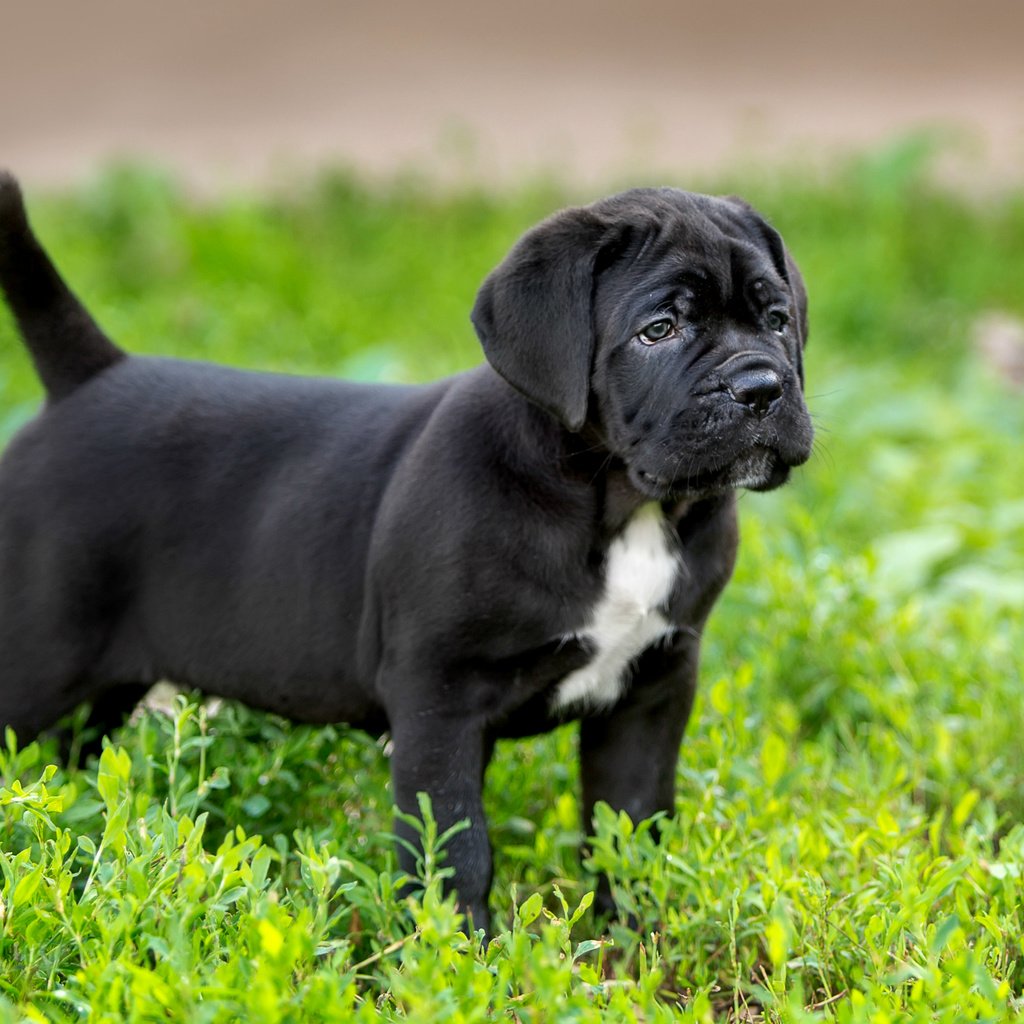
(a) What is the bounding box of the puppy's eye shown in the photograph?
[766,310,789,333]
[638,318,675,344]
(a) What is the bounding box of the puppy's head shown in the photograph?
[472,187,814,499]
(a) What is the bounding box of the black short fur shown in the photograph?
[0,172,813,932]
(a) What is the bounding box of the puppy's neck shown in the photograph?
[495,377,690,536]
[560,421,693,537]
[596,462,652,535]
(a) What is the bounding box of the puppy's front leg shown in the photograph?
[578,637,700,919]
[389,712,494,935]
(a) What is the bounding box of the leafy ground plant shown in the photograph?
[1,147,1023,1020]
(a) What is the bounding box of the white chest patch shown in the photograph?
[552,503,681,712]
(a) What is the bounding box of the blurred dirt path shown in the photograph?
[3,0,1023,190]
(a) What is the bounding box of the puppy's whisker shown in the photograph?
[810,438,836,473]
[586,451,616,487]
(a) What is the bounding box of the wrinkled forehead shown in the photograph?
[593,189,787,309]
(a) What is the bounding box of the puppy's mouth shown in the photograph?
[629,445,794,499]
[730,450,792,492]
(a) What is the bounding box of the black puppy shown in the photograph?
[0,173,812,932]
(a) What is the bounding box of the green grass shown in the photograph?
[1,143,1023,1021]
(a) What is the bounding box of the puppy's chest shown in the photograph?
[551,503,681,712]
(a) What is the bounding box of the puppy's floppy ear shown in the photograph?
[471,207,611,432]
[782,248,809,375]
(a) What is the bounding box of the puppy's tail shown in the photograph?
[0,171,125,401]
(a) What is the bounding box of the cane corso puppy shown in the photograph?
[0,172,812,931]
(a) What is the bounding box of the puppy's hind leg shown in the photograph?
[0,601,103,738]
[0,557,118,753]
[0,620,149,764]
[55,683,152,767]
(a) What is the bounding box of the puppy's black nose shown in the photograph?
[727,367,783,417]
